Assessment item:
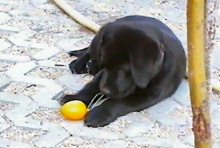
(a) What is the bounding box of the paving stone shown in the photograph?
[3,18,33,30]
[8,65,62,100]
[132,137,189,148]
[2,82,43,97]
[32,46,60,60]
[37,60,69,69]
[56,136,111,148]
[0,0,219,147]
[0,138,33,148]
[0,93,38,126]
[7,62,36,80]
[6,62,63,108]
[0,116,10,133]
[136,0,154,9]
[0,126,46,143]
[212,45,220,69]
[26,107,63,123]
[7,62,54,85]
[0,25,20,33]
[32,83,63,108]
[26,67,67,80]
[119,111,151,123]
[56,38,81,51]
[34,122,69,148]
[0,74,11,89]
[0,53,31,62]
[1,46,41,57]
[211,102,220,129]
[61,121,121,140]
[123,120,154,137]
[104,140,128,148]
[146,99,189,126]
[0,12,11,24]
[0,39,10,51]
[29,0,51,6]
[182,134,194,147]
[8,29,36,46]
[172,79,190,107]
[57,73,90,93]
[0,93,69,146]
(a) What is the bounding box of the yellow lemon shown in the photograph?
[61,100,88,120]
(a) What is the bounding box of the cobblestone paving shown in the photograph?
[0,0,219,147]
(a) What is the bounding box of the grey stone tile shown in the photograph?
[172,79,190,107]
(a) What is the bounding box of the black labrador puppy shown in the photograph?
[60,15,186,127]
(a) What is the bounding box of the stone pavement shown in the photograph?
[0,0,219,147]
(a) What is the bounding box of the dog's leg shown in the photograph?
[69,49,100,75]
[69,52,90,74]
[68,47,89,57]
[60,71,103,105]
[86,60,100,75]
[84,92,163,127]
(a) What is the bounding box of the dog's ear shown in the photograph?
[89,24,114,61]
[129,39,164,88]
[88,29,104,65]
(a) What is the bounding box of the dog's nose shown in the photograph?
[100,86,110,95]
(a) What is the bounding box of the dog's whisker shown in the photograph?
[87,93,106,110]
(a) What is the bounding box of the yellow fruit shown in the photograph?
[61,100,88,120]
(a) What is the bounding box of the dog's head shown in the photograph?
[90,24,164,98]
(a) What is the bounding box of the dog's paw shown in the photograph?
[86,60,99,75]
[69,60,87,74]
[68,51,79,57]
[59,94,91,106]
[59,95,76,105]
[68,48,88,57]
[84,105,115,127]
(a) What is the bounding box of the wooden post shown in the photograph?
[187,0,212,147]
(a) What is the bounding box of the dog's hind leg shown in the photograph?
[68,47,89,57]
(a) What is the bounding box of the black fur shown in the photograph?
[60,16,186,127]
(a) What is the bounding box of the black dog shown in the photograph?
[60,16,186,127]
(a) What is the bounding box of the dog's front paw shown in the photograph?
[59,95,76,105]
[59,94,91,106]
[69,59,87,74]
[86,60,99,75]
[84,105,116,127]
